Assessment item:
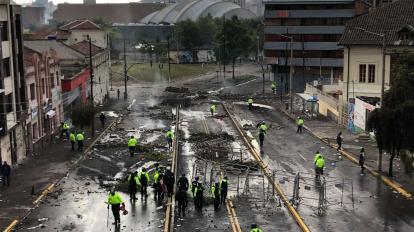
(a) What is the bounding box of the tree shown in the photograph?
[176,20,202,63]
[368,53,414,176]
[215,16,253,79]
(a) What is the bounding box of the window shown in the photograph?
[368,64,376,83]
[5,94,12,113]
[2,58,10,77]
[359,64,366,83]
[0,21,8,41]
[51,75,55,88]
[42,79,45,94]
[30,83,35,100]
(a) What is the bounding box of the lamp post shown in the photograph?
[355,27,386,171]
[87,35,95,136]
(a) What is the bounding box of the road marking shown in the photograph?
[278,107,412,200]
[297,152,307,161]
[33,183,55,205]
[223,103,312,232]
[3,220,18,232]
[225,202,238,232]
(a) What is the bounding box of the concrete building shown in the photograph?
[0,2,27,165]
[53,3,165,25]
[23,47,63,153]
[21,6,45,28]
[263,0,369,95]
[304,0,414,131]
[59,20,107,49]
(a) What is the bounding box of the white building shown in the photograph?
[0,2,27,165]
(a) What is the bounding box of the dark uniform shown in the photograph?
[194,183,204,212]
[212,183,220,211]
[164,169,174,197]
[220,177,229,204]
[175,188,188,217]
[1,162,11,186]
[177,174,189,191]
[128,172,139,200]
[139,168,150,198]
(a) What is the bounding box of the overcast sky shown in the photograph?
[14,0,140,4]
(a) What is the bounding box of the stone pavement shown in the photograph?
[0,98,126,231]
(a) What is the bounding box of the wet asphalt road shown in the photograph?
[14,65,414,232]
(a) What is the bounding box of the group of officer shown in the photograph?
[61,122,85,152]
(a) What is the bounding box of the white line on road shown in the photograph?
[297,152,307,161]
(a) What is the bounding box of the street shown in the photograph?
[11,64,414,232]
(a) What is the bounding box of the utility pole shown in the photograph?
[167,36,171,83]
[223,15,226,79]
[88,36,95,136]
[289,36,293,113]
[123,39,127,100]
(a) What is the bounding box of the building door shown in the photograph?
[10,130,17,164]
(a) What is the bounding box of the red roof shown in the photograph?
[60,19,101,31]
[70,41,103,56]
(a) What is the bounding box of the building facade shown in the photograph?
[24,47,63,153]
[263,0,367,94]
[0,2,27,165]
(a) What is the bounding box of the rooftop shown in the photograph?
[339,0,414,45]
[53,3,166,24]
[59,19,101,31]
[69,41,104,56]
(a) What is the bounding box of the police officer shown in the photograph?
[166,129,174,150]
[220,176,229,204]
[314,151,325,179]
[61,122,69,138]
[250,224,263,232]
[211,182,220,211]
[257,122,268,148]
[76,131,85,152]
[153,164,160,200]
[175,187,188,217]
[138,168,150,199]
[69,131,76,151]
[247,97,253,110]
[107,189,125,225]
[164,167,174,197]
[177,173,189,191]
[359,148,365,176]
[194,182,204,212]
[296,117,304,134]
[1,161,11,187]
[271,82,276,94]
[336,132,343,151]
[128,171,139,200]
[128,136,138,157]
[100,112,106,128]
[191,176,200,196]
[210,104,216,116]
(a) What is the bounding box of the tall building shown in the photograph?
[0,2,27,165]
[263,0,368,94]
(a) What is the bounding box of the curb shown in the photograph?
[278,108,412,200]
[2,119,118,232]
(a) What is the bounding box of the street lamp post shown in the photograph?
[87,36,95,136]
[123,39,127,100]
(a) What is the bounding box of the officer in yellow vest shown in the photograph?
[296,117,304,134]
[210,104,216,116]
[61,122,69,138]
[138,167,150,199]
[211,182,220,211]
[271,82,276,94]
[247,97,253,110]
[250,224,263,232]
[69,131,76,151]
[128,136,138,157]
[314,151,325,179]
[166,129,174,150]
[76,131,84,152]
[107,189,125,225]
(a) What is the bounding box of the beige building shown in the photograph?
[305,0,414,130]
[0,2,27,165]
[59,20,108,49]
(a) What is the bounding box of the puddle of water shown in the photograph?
[94,153,112,162]
[179,110,206,120]
[127,99,136,110]
[142,132,163,144]
[101,111,120,118]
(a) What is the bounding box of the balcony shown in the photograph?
[265,9,354,18]
[277,57,343,67]
[264,26,345,34]
[264,42,342,50]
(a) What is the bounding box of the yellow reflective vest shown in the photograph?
[128,138,137,147]
[107,192,123,205]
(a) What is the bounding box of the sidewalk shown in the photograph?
[0,98,125,230]
[265,100,414,194]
